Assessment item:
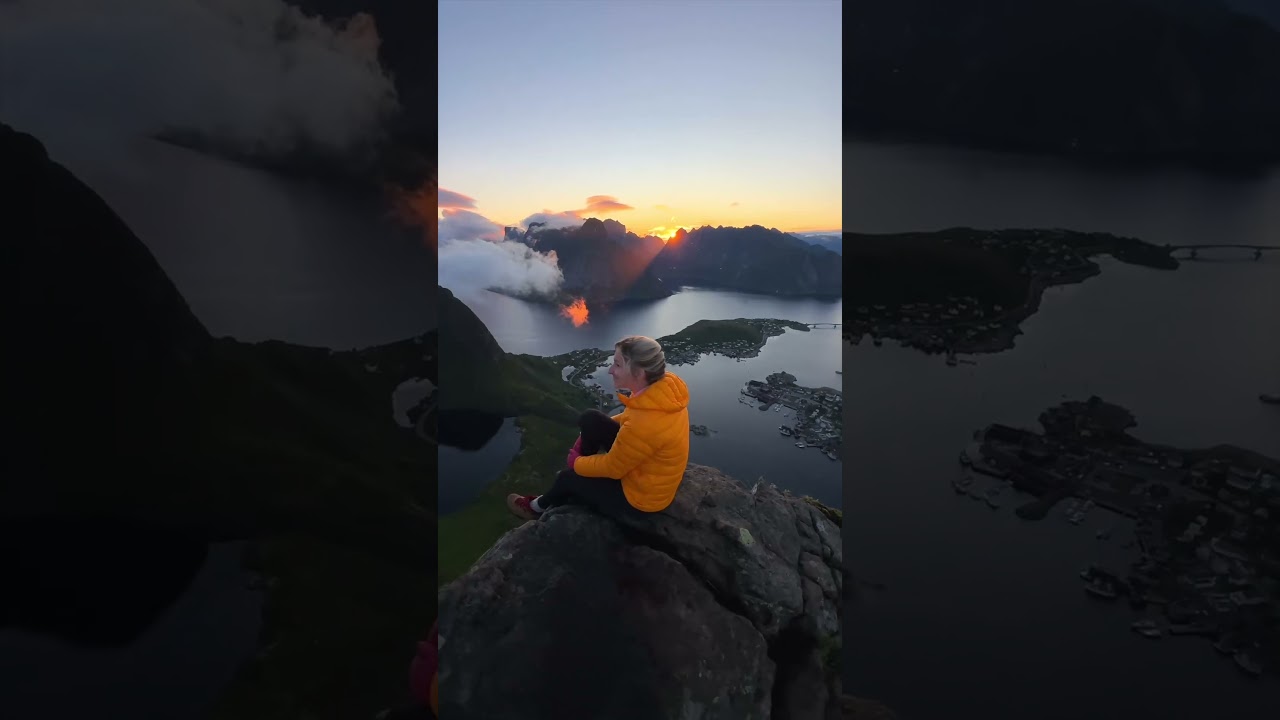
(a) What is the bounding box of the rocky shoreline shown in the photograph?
[743,371,843,459]
[958,398,1280,677]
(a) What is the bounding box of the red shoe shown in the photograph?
[506,494,541,521]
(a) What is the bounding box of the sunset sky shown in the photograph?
[438,1,841,240]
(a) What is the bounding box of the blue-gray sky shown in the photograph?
[438,0,841,237]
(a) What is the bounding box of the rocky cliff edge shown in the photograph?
[439,464,843,720]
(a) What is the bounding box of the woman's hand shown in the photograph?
[566,435,583,469]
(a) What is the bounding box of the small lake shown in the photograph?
[439,414,522,515]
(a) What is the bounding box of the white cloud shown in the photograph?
[521,212,584,231]
[439,209,504,243]
[0,0,398,162]
[438,236,563,297]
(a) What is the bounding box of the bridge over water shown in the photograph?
[805,323,842,329]
[1165,244,1280,260]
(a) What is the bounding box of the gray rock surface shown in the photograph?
[439,464,842,720]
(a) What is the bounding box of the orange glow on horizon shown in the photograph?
[559,297,590,327]
[646,226,679,242]
[388,181,437,250]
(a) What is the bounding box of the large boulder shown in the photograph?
[439,464,843,720]
[611,464,842,642]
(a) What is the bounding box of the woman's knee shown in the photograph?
[553,468,583,490]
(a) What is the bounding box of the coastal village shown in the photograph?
[845,229,1172,361]
[848,292,1014,359]
[741,371,842,460]
[955,397,1280,677]
[555,347,622,412]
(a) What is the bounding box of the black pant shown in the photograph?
[539,410,639,516]
[577,408,621,455]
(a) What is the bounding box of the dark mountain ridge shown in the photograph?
[518,218,672,304]
[437,285,599,426]
[653,224,843,297]
[796,233,844,255]
[847,0,1280,171]
[511,220,843,305]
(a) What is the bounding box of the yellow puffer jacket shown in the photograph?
[573,372,691,512]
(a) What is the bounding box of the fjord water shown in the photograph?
[845,141,1280,719]
[0,137,431,715]
[441,287,844,512]
[457,285,843,358]
[0,529,260,719]
[54,137,432,349]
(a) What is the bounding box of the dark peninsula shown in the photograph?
[842,228,1178,357]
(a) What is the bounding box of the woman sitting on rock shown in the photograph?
[507,335,690,520]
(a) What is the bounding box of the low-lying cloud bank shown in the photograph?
[434,191,640,297]
[0,0,399,164]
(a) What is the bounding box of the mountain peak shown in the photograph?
[651,225,841,297]
[578,217,608,240]
[3,122,215,500]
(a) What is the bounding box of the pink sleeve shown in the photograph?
[566,435,583,469]
[409,621,438,706]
